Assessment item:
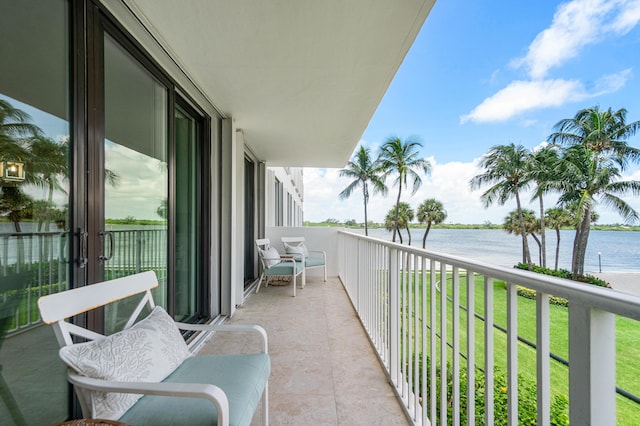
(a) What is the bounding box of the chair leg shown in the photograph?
[256,273,265,293]
[323,265,327,282]
[292,274,296,297]
[262,382,269,426]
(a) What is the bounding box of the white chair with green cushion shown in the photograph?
[281,237,327,283]
[255,238,305,297]
[37,271,270,426]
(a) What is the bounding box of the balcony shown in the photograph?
[250,228,640,425]
[3,227,640,424]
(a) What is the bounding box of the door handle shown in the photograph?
[99,230,114,262]
[77,228,88,268]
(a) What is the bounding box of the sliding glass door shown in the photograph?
[0,2,214,421]
[174,101,207,321]
[101,32,170,332]
[0,0,71,423]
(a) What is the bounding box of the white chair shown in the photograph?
[255,238,305,297]
[281,237,327,282]
[37,271,270,426]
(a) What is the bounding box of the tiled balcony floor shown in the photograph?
[198,276,410,426]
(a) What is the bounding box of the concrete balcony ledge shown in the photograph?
[199,276,409,425]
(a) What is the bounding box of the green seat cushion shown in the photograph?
[119,353,270,426]
[264,260,303,276]
[305,257,325,268]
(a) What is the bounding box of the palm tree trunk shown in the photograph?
[422,223,432,249]
[572,207,592,277]
[515,190,532,267]
[554,227,561,270]
[397,225,403,244]
[392,182,403,243]
[539,196,546,268]
[363,183,369,236]
[406,224,411,246]
[530,233,542,265]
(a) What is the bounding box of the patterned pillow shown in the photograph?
[59,306,191,420]
[262,247,281,268]
[284,242,309,258]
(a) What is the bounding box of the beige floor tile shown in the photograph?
[201,276,409,426]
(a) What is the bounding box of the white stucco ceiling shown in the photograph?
[125,0,435,167]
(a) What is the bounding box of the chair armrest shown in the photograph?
[307,250,326,259]
[281,253,304,261]
[176,323,268,353]
[68,370,230,426]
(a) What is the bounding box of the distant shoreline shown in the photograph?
[304,222,640,232]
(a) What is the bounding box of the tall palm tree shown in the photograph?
[378,136,431,242]
[545,207,573,270]
[416,198,447,248]
[470,143,532,265]
[526,145,560,268]
[339,146,387,236]
[549,106,640,276]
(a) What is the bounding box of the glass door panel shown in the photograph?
[103,33,168,333]
[0,0,71,423]
[174,104,201,321]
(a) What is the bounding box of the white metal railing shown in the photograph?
[338,230,640,426]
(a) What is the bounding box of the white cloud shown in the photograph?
[463,1,639,124]
[461,79,582,123]
[305,156,525,225]
[608,0,640,33]
[511,0,615,79]
[460,70,631,123]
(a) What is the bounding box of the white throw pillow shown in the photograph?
[262,247,281,268]
[284,242,309,258]
[59,306,191,420]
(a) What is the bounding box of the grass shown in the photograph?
[400,270,640,424]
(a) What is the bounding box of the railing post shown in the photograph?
[568,303,616,425]
[356,238,360,311]
[389,247,399,386]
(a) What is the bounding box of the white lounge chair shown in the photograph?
[255,238,305,297]
[281,237,327,282]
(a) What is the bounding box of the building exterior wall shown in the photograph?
[266,167,304,228]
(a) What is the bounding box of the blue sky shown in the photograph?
[304,0,640,225]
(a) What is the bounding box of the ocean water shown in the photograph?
[355,227,640,273]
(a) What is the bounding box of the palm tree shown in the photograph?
[384,202,414,244]
[545,207,573,270]
[503,208,540,264]
[526,145,559,268]
[549,106,640,276]
[378,136,431,242]
[339,146,387,236]
[0,99,41,162]
[27,135,69,232]
[470,143,532,265]
[416,198,447,248]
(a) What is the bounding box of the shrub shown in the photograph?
[412,356,569,425]
[514,263,610,288]
[516,285,568,307]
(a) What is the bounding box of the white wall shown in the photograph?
[266,167,304,227]
[266,226,342,278]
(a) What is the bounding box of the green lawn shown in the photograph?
[399,270,640,424]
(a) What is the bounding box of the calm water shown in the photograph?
[356,227,640,273]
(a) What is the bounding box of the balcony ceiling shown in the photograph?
[124,0,435,167]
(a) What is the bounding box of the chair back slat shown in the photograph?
[38,271,158,324]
